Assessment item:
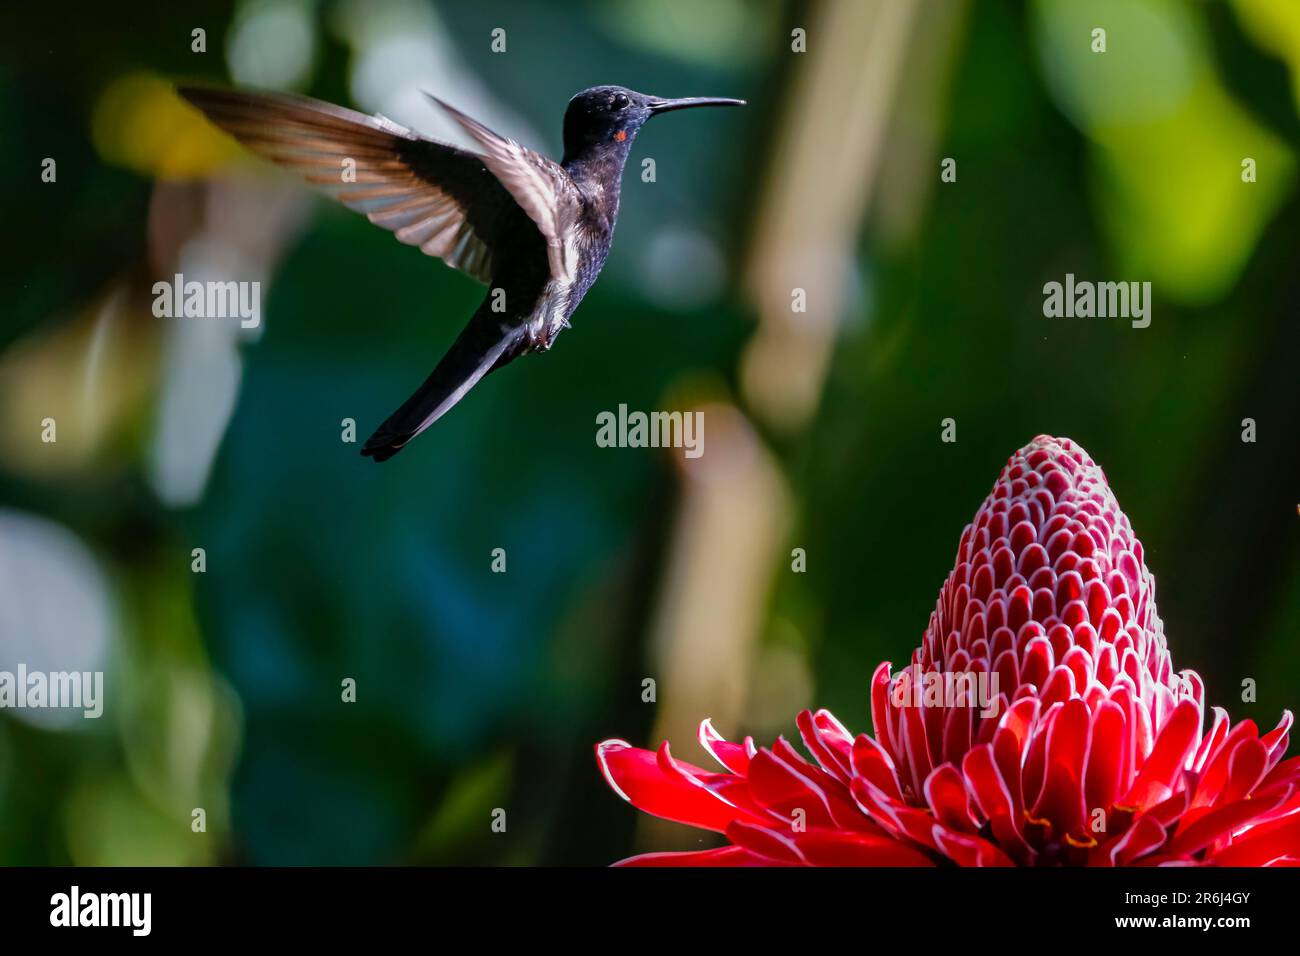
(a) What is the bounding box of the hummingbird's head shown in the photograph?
[562,85,745,161]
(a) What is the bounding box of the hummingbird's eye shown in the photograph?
[611,93,630,111]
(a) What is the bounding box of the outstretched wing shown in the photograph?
[425,94,583,287]
[178,86,514,283]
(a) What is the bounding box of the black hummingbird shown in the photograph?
[178,84,744,461]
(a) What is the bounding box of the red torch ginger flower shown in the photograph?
[596,436,1300,865]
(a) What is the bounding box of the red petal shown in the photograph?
[962,743,1034,863]
[1260,710,1294,766]
[1021,702,1054,811]
[941,696,974,767]
[1189,718,1258,810]
[790,829,937,866]
[1210,810,1300,866]
[901,695,934,796]
[595,739,761,833]
[924,763,978,832]
[870,661,896,754]
[932,827,1017,866]
[614,845,765,867]
[1030,697,1091,838]
[1191,706,1229,772]
[724,820,805,864]
[1021,636,1053,690]
[1219,737,1269,805]
[850,778,942,852]
[769,737,868,830]
[797,709,852,783]
[1165,785,1293,858]
[1119,699,1200,812]
[1261,755,1300,791]
[1107,814,1168,865]
[851,734,905,802]
[746,748,837,829]
[1141,772,1196,829]
[993,697,1040,816]
[1085,699,1126,815]
[1039,664,1077,708]
[697,718,751,774]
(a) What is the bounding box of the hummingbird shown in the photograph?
[178,84,744,461]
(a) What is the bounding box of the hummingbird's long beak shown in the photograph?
[647,96,746,115]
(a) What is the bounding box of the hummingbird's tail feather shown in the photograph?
[361,315,527,462]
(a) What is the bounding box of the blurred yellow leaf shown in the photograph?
[0,286,160,477]
[1234,0,1300,111]
[1035,0,1295,304]
[92,71,241,179]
